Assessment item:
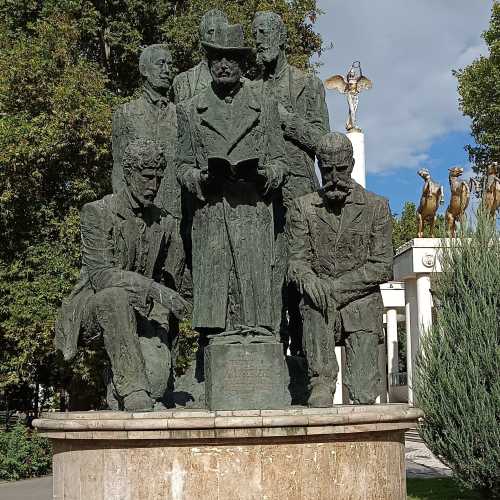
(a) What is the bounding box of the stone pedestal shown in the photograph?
[34,405,422,500]
[205,342,287,411]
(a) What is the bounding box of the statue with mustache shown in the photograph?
[286,132,393,407]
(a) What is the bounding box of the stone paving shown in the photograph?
[405,434,452,479]
[0,437,451,499]
[0,475,52,500]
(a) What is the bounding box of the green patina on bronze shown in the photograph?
[253,11,330,203]
[54,11,393,412]
[176,22,288,410]
[173,9,229,104]
[287,132,393,406]
[252,11,331,354]
[55,138,191,412]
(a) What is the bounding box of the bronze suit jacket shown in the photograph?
[287,183,393,339]
[55,190,180,360]
[256,64,330,200]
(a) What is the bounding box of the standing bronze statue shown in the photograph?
[287,133,393,406]
[252,11,330,205]
[56,139,191,411]
[176,23,289,409]
[172,9,229,103]
[252,11,330,352]
[445,166,470,237]
[111,44,187,293]
[176,23,287,336]
[417,168,444,238]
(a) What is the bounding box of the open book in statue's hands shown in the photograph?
[207,156,260,182]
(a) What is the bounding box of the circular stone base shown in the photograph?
[34,404,422,500]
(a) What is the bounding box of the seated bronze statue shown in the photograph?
[287,132,393,406]
[55,138,191,411]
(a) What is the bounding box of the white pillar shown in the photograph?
[386,308,399,378]
[405,278,418,404]
[333,347,347,404]
[416,273,433,336]
[347,130,366,188]
[377,343,388,404]
[386,308,399,403]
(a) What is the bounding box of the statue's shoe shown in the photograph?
[308,383,333,408]
[123,390,154,412]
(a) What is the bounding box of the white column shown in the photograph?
[386,308,399,403]
[416,273,433,336]
[377,343,388,404]
[333,347,347,404]
[347,130,366,188]
[405,278,418,404]
[386,308,399,378]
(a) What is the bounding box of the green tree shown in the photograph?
[392,201,445,252]
[455,1,500,173]
[0,1,323,410]
[392,202,418,251]
[415,210,500,498]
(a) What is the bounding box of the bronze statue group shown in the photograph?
[55,10,393,411]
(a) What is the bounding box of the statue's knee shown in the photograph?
[93,287,130,310]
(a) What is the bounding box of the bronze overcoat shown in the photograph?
[176,80,287,330]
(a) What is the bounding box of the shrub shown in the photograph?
[0,423,52,481]
[415,210,500,498]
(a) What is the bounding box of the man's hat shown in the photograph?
[202,23,252,56]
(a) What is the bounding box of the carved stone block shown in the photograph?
[205,343,287,410]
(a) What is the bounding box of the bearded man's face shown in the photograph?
[319,150,355,204]
[252,17,282,65]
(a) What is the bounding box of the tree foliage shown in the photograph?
[455,1,500,173]
[415,211,500,498]
[0,423,52,481]
[392,201,445,252]
[0,1,323,410]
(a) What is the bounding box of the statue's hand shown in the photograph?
[301,275,330,314]
[184,169,209,202]
[149,282,192,320]
[259,163,285,195]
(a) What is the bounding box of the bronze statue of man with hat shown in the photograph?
[176,23,287,342]
[173,9,229,103]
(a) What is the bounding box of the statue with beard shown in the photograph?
[252,11,330,201]
[286,132,393,406]
[252,11,330,353]
[176,23,288,410]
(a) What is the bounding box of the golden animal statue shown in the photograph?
[484,162,500,217]
[417,168,444,238]
[445,167,470,237]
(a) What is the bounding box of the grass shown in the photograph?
[407,478,485,500]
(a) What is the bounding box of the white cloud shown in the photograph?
[314,0,493,173]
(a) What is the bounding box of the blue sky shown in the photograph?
[313,0,493,215]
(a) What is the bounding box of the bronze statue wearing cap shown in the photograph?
[176,23,288,344]
[173,9,229,103]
